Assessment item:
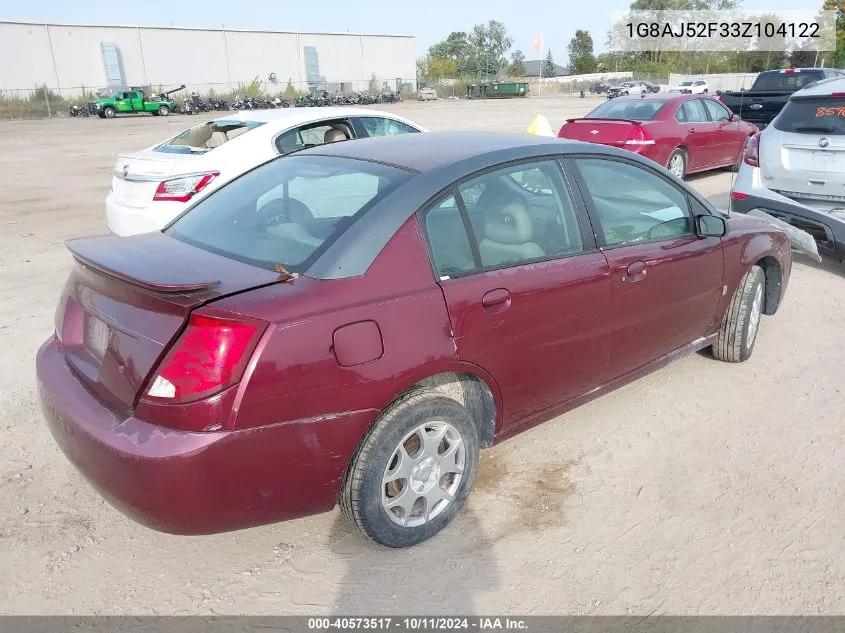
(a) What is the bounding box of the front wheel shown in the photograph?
[712,266,765,363]
[103,107,116,118]
[158,105,170,116]
[340,389,480,548]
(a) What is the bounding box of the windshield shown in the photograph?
[678,81,693,86]
[774,98,845,135]
[153,120,265,154]
[586,98,670,120]
[166,155,413,272]
[752,71,825,91]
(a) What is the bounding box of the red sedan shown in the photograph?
[558,94,759,179]
[37,132,791,547]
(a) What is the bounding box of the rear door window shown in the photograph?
[154,120,265,154]
[274,119,354,154]
[774,98,845,135]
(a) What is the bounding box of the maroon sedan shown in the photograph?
[558,94,759,179]
[37,132,791,547]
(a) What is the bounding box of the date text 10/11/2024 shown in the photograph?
[307,617,528,630]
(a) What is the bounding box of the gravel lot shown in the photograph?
[1,96,843,615]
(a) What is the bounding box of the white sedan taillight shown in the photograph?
[153,172,219,203]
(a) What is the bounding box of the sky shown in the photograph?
[1,0,801,65]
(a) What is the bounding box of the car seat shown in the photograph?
[478,197,545,266]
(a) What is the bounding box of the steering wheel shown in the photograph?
[258,197,314,225]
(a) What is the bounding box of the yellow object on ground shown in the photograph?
[526,114,555,137]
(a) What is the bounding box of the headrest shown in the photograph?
[324,128,347,143]
[485,199,533,244]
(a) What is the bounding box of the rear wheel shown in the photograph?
[667,148,687,179]
[340,389,480,548]
[103,106,116,119]
[158,105,170,116]
[712,266,765,363]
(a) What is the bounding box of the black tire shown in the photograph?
[340,389,480,548]
[667,148,687,179]
[103,106,116,118]
[158,105,170,116]
[97,113,106,119]
[712,266,766,363]
[703,89,709,94]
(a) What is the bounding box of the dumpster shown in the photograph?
[466,82,528,99]
[488,82,529,98]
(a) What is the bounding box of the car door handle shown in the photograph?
[622,261,647,282]
[688,127,696,133]
[481,288,511,309]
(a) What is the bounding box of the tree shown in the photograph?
[568,30,598,74]
[821,0,845,68]
[542,50,557,77]
[469,20,514,78]
[428,58,458,79]
[428,31,472,74]
[507,49,526,76]
[746,13,788,72]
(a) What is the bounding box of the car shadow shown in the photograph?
[327,507,498,615]
[792,252,845,279]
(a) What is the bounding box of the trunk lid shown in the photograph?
[559,118,649,148]
[111,150,209,208]
[55,232,280,413]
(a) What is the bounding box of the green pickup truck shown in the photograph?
[90,88,175,118]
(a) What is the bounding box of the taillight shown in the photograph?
[743,132,760,167]
[624,125,655,146]
[730,192,748,200]
[153,172,219,203]
[143,310,266,405]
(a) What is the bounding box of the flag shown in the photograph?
[532,32,543,54]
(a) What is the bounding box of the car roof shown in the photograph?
[296,131,578,172]
[210,106,416,127]
[791,75,845,98]
[604,93,685,103]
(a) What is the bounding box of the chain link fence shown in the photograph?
[0,77,417,119]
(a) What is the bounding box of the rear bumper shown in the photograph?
[36,336,374,535]
[105,194,185,237]
[730,162,845,260]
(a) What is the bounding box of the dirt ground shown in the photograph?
[1,95,844,615]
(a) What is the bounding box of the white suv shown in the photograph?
[669,80,709,94]
[730,76,845,262]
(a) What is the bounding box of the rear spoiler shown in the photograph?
[66,235,221,293]
[565,117,643,124]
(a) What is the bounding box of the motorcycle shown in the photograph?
[68,104,90,117]
[380,90,402,103]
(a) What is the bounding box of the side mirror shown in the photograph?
[697,214,727,238]
[727,113,735,122]
[716,89,723,96]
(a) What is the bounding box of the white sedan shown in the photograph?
[669,80,709,94]
[106,107,427,236]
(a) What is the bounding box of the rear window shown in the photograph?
[773,98,845,135]
[154,120,265,154]
[165,155,412,272]
[586,98,670,120]
[752,71,825,91]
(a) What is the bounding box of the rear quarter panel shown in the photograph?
[215,215,477,432]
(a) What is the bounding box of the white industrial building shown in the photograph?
[0,20,417,97]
